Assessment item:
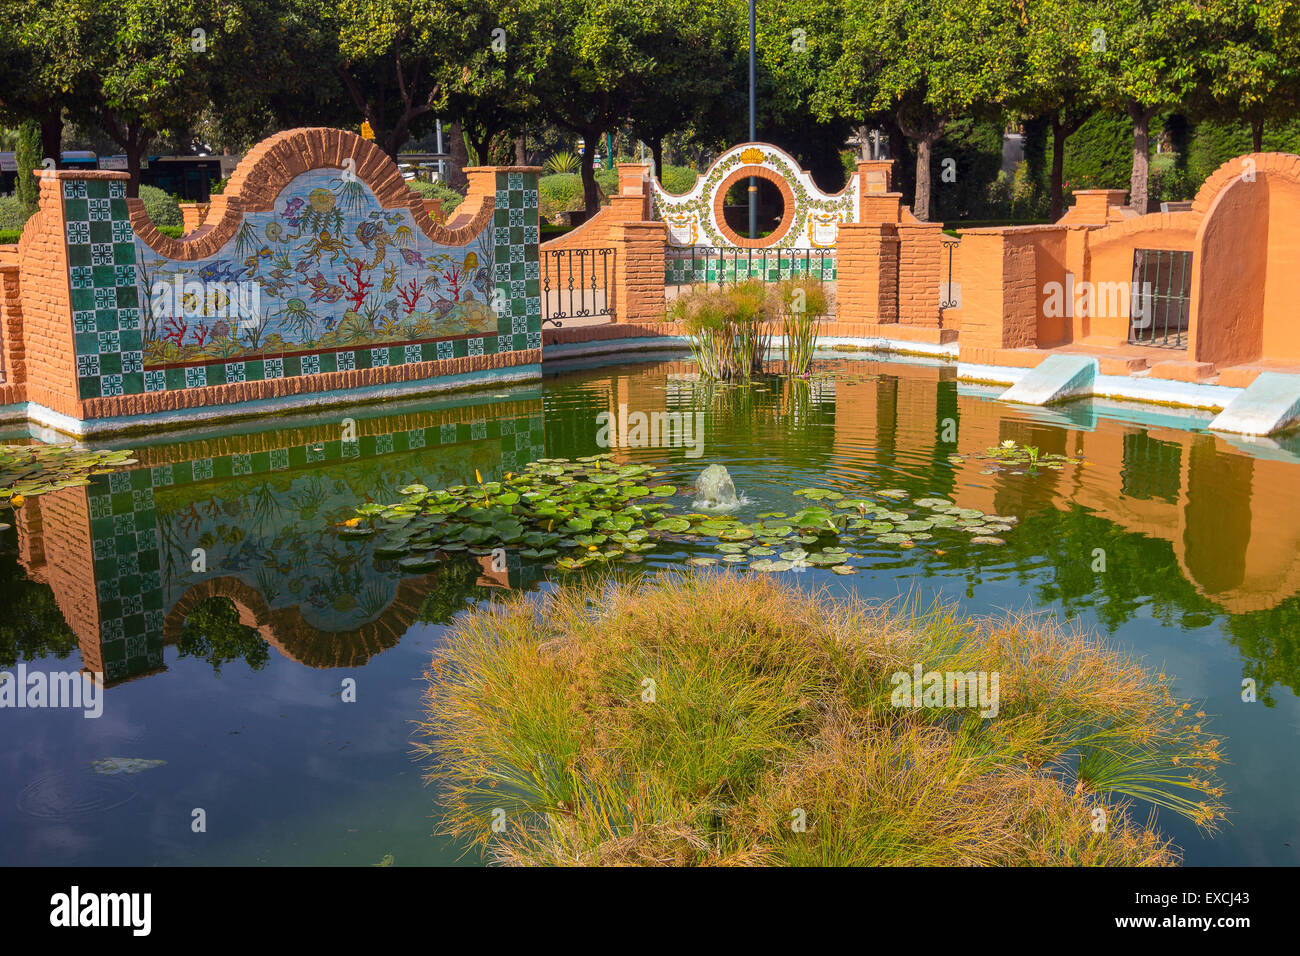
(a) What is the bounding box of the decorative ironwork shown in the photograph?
[542,247,615,327]
[1129,248,1193,348]
[939,237,960,312]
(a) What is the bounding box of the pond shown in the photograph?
[1,352,1297,866]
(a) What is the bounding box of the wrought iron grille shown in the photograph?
[1129,248,1193,348]
[939,237,960,312]
[542,247,615,328]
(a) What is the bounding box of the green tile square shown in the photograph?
[250,450,271,472]
[420,342,437,362]
[122,373,144,395]
[64,198,88,221]
[92,265,115,287]
[525,277,540,297]
[109,198,129,218]
[318,351,337,374]
[89,219,112,243]
[510,191,523,209]
[494,209,510,227]
[283,355,302,377]
[353,349,372,371]
[205,364,227,387]
[482,335,498,355]
[115,286,138,309]
[452,338,469,359]
[510,260,525,281]
[99,352,121,376]
[78,376,101,399]
[244,359,264,380]
[112,242,136,265]
[75,331,100,356]
[86,180,110,200]
[164,367,186,390]
[67,244,92,267]
[119,330,142,352]
[509,226,523,245]
[95,309,119,332]
[386,346,403,366]
[513,333,528,351]
[71,288,96,311]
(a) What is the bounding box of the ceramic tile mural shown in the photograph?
[651,143,858,250]
[66,170,541,400]
[82,409,545,684]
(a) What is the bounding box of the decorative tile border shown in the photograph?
[665,248,837,286]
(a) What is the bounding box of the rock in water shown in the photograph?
[91,758,167,776]
[694,464,739,510]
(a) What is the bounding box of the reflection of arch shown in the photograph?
[128,128,496,260]
[1188,153,1300,367]
[163,573,439,669]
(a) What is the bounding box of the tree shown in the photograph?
[1193,0,1300,151]
[835,0,1022,220]
[1017,0,1100,219]
[1083,0,1205,213]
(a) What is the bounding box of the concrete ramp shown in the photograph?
[1210,372,1300,436]
[999,354,1097,406]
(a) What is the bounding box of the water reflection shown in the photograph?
[5,392,545,686]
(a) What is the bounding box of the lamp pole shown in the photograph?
[748,0,757,239]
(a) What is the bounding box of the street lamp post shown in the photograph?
[748,0,757,239]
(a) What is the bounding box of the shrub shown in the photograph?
[538,172,585,220]
[407,178,465,213]
[658,163,698,194]
[138,184,182,227]
[0,196,35,232]
[13,120,41,210]
[543,150,580,174]
[418,572,1227,866]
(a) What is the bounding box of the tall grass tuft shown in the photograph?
[771,277,831,377]
[415,573,1227,866]
[668,280,768,381]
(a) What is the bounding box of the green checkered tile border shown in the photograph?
[65,171,543,401]
[665,248,838,286]
[64,179,145,401]
[84,411,545,680]
[87,466,164,682]
[144,413,546,487]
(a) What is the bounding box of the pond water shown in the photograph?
[2,353,1298,866]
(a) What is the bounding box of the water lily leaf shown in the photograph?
[749,559,793,572]
[653,517,691,533]
[649,485,677,496]
[878,489,909,499]
[830,564,856,575]
[687,556,719,566]
[971,536,1006,545]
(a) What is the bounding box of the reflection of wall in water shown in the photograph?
[15,401,545,686]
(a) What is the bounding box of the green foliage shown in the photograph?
[1055,111,1134,191]
[538,173,586,220]
[138,184,182,228]
[0,197,35,232]
[0,229,23,245]
[657,164,697,194]
[543,150,580,174]
[407,178,465,212]
[13,120,40,210]
[932,118,1005,221]
[0,541,78,669]
[176,595,269,675]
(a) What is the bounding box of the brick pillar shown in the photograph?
[856,160,895,201]
[610,221,667,325]
[837,223,899,324]
[1,259,24,387]
[179,202,209,233]
[1060,189,1128,225]
[896,222,944,327]
[956,229,1040,359]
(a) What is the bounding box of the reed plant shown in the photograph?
[668,280,769,381]
[416,572,1227,866]
[770,277,832,377]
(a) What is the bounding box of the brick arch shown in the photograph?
[164,571,441,669]
[128,127,496,261]
[1191,151,1300,215]
[712,166,798,248]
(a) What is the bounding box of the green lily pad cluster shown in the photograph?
[947,439,1081,476]
[350,455,1023,579]
[348,455,681,572]
[681,487,1020,572]
[1,446,138,528]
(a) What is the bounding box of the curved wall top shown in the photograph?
[651,142,858,249]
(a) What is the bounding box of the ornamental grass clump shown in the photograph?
[770,277,832,377]
[416,572,1227,866]
[669,280,769,381]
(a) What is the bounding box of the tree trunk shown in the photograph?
[39,110,62,168]
[1128,103,1155,214]
[445,121,469,191]
[913,137,935,220]
[1050,115,1068,222]
[856,124,872,161]
[650,136,664,179]
[580,128,601,213]
[1251,115,1264,153]
[125,140,145,198]
[514,134,527,165]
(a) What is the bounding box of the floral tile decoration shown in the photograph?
[66,170,541,400]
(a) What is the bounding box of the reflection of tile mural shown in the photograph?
[21,402,544,685]
[65,164,541,402]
